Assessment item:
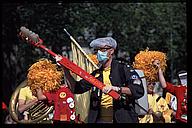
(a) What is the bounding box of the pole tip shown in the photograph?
[63,28,71,37]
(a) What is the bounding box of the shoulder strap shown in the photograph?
[156,96,162,103]
[91,69,101,76]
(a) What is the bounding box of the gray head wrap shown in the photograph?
[90,37,117,49]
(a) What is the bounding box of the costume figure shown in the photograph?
[139,82,172,123]
[154,60,187,123]
[133,49,172,123]
[27,58,78,123]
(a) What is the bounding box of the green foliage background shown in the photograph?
[1,3,186,104]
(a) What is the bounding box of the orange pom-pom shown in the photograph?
[133,48,167,82]
[27,58,63,95]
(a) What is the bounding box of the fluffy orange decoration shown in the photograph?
[133,48,167,82]
[27,58,64,95]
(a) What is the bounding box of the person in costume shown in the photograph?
[133,49,173,123]
[153,60,187,123]
[26,58,78,123]
[65,37,144,123]
[36,85,77,124]
[138,81,172,123]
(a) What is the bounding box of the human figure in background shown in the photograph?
[138,81,172,123]
[18,86,38,120]
[153,60,187,123]
[27,58,78,124]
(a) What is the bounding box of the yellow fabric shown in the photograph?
[71,42,99,123]
[156,95,172,123]
[18,86,36,101]
[139,94,172,123]
[165,92,173,105]
[100,67,113,122]
[162,109,174,123]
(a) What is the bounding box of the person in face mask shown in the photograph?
[92,37,144,123]
[153,60,187,123]
[66,37,144,123]
[90,37,115,66]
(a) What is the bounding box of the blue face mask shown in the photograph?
[97,50,109,63]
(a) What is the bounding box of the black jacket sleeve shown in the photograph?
[123,65,144,100]
[74,79,92,94]
[74,70,98,94]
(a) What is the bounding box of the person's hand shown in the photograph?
[55,55,63,66]
[32,98,38,103]
[25,98,38,105]
[102,86,113,94]
[171,111,176,117]
[55,55,62,62]
[154,111,163,118]
[36,87,41,92]
[102,86,120,94]
[153,111,165,123]
[153,59,160,68]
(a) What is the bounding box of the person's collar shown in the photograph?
[104,66,111,71]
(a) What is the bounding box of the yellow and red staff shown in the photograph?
[19,26,120,100]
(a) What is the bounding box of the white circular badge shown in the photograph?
[70,114,76,120]
[67,97,74,103]
[69,102,74,109]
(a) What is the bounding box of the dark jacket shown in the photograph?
[74,60,144,123]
